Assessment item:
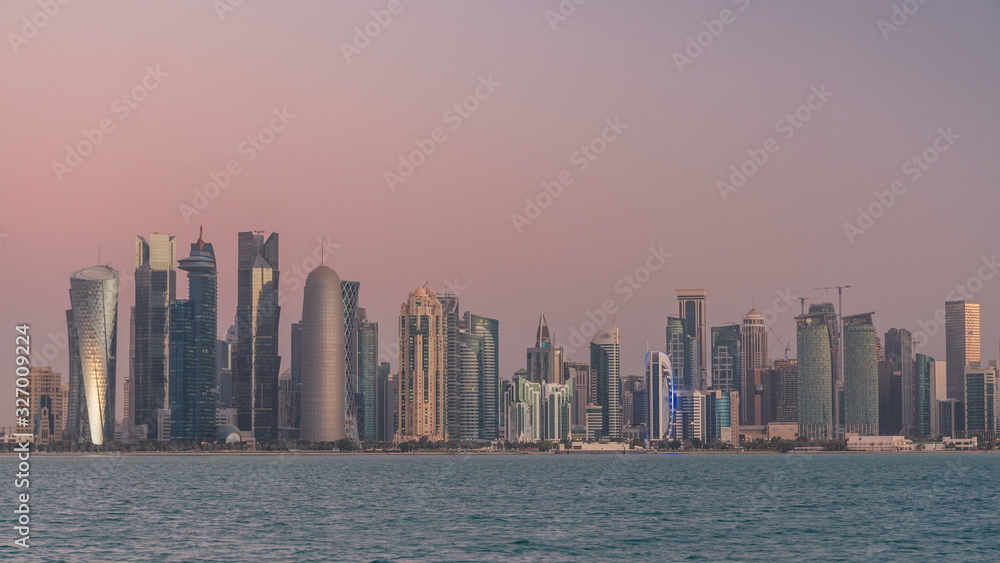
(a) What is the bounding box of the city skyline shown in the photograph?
[4,3,1000,429]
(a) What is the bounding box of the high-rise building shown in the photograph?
[740,308,767,424]
[235,231,281,441]
[564,361,591,426]
[796,312,835,440]
[277,369,297,435]
[945,301,981,401]
[711,324,741,394]
[398,287,448,441]
[937,398,964,438]
[808,302,841,432]
[132,233,177,441]
[300,265,347,443]
[773,359,798,423]
[455,329,485,440]
[67,265,119,445]
[843,313,879,436]
[169,229,218,442]
[702,390,740,444]
[505,376,541,441]
[884,328,915,435]
[357,310,379,442]
[287,323,302,428]
[438,292,462,440]
[375,362,393,442]
[665,316,687,390]
[878,359,903,435]
[591,327,621,439]
[28,367,67,445]
[466,312,500,440]
[216,328,238,412]
[930,359,947,437]
[645,351,673,442]
[527,313,563,384]
[965,367,997,442]
[676,290,707,389]
[341,280,361,441]
[914,354,933,439]
[540,381,573,441]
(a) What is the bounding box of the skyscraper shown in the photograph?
[67,265,119,445]
[796,312,835,440]
[398,287,448,441]
[884,328,914,435]
[665,316,687,389]
[235,231,281,441]
[590,326,621,439]
[169,229,218,442]
[740,308,768,424]
[505,375,541,441]
[375,362,393,442]
[132,233,177,441]
[527,313,563,384]
[341,280,361,441]
[915,353,933,438]
[676,290,707,389]
[357,310,379,442]
[645,351,673,441]
[842,313,879,436]
[438,292,462,440]
[540,380,574,441]
[456,329,485,440]
[466,312,500,440]
[945,300,981,400]
[565,361,591,427]
[28,367,67,445]
[711,324,741,393]
[964,367,997,442]
[300,265,347,443]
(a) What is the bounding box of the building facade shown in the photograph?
[945,300,980,400]
[300,265,347,443]
[843,313,879,436]
[398,287,448,441]
[796,312,835,440]
[590,327,621,439]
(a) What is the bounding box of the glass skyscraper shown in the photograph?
[796,312,835,440]
[235,231,281,441]
[590,327,621,439]
[645,351,673,441]
[132,233,177,440]
[665,316,687,389]
[527,313,563,384]
[341,280,360,441]
[169,230,218,442]
[915,353,933,438]
[964,368,997,442]
[843,313,879,436]
[945,300,981,401]
[884,328,914,435]
[67,265,119,445]
[466,312,500,440]
[676,290,707,390]
[711,324,741,393]
[357,310,379,442]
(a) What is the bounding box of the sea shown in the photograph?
[6,452,999,562]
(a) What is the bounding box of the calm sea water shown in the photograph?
[5,453,999,562]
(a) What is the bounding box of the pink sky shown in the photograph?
[2,1,1000,423]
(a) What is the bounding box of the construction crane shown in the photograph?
[814,285,852,316]
[767,327,791,361]
[798,296,816,315]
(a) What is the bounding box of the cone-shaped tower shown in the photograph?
[300,265,346,442]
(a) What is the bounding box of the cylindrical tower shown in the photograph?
[300,265,346,442]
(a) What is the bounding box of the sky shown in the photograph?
[2,1,999,424]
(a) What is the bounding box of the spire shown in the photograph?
[196,226,206,250]
[536,312,551,346]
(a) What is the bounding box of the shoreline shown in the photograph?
[2,449,992,456]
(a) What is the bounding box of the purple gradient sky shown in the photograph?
[2,1,1000,424]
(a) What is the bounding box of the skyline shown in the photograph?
[4,2,1000,427]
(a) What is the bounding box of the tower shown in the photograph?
[842,313,879,436]
[676,290,707,390]
[590,326,621,439]
[397,287,449,441]
[300,265,347,442]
